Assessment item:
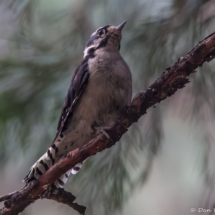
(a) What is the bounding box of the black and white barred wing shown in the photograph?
[24,58,90,186]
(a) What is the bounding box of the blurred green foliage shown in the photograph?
[1,0,215,214]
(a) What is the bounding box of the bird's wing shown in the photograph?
[53,58,89,142]
[23,58,89,184]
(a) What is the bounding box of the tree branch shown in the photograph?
[41,188,86,214]
[1,31,215,215]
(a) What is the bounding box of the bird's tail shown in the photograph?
[23,148,84,188]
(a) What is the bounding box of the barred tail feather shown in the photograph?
[24,143,59,184]
[24,146,86,188]
[23,153,52,184]
[71,158,87,175]
[71,163,83,174]
[54,170,71,188]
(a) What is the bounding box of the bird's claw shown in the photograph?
[94,124,115,142]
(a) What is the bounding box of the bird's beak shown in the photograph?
[116,21,127,33]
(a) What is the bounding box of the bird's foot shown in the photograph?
[94,123,115,142]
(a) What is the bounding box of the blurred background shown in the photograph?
[0,0,215,214]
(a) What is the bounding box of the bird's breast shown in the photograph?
[87,53,132,108]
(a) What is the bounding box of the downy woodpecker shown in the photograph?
[24,21,132,188]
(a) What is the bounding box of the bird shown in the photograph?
[24,21,132,188]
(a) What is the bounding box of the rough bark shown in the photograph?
[1,31,215,215]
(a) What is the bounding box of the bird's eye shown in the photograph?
[97,29,104,36]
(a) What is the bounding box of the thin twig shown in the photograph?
[41,188,86,215]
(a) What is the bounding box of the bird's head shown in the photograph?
[84,21,127,57]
